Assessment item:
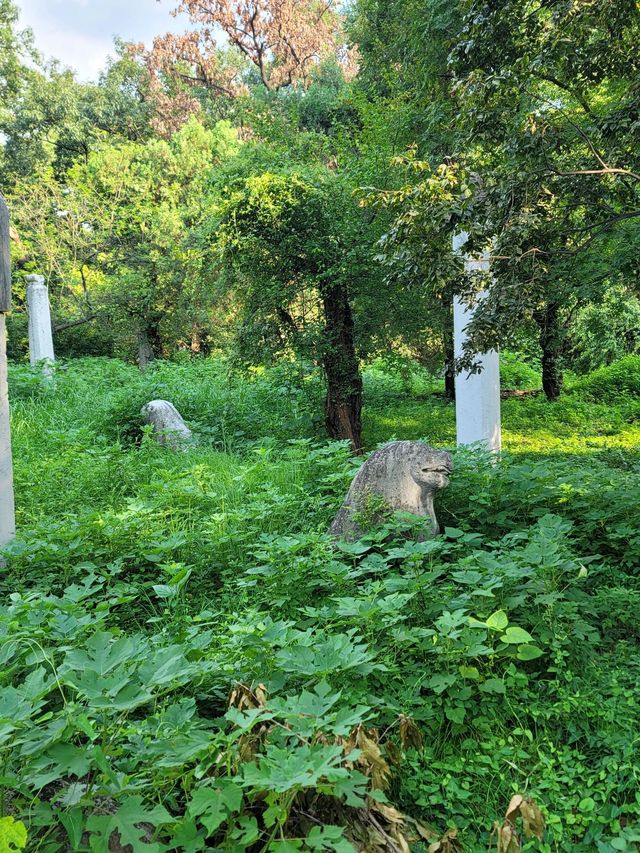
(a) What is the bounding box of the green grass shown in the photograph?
[365,384,640,457]
[2,355,640,852]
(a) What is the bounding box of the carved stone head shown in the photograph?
[405,444,454,491]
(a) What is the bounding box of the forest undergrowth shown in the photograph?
[2,357,640,852]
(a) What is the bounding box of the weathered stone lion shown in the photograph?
[330,440,453,541]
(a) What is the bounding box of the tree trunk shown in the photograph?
[137,329,154,370]
[536,302,563,401]
[443,305,456,402]
[190,322,202,354]
[321,283,364,453]
[137,320,162,370]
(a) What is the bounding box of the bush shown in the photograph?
[499,351,541,390]
[5,312,29,360]
[568,287,640,373]
[574,356,640,402]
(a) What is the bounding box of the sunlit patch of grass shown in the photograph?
[365,388,640,456]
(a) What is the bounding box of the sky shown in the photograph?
[16,0,187,81]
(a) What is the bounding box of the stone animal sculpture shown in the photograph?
[141,400,193,451]
[330,440,453,541]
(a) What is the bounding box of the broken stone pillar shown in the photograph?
[0,195,15,553]
[26,274,55,374]
[141,400,193,451]
[452,232,501,454]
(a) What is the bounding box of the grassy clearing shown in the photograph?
[2,356,640,852]
[366,391,640,456]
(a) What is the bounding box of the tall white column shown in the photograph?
[0,314,16,551]
[26,274,55,370]
[452,232,501,454]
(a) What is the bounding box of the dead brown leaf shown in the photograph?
[492,793,545,852]
[398,714,424,750]
[520,799,545,840]
[228,682,268,712]
[427,826,461,853]
[355,728,392,791]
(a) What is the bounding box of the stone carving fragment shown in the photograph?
[330,440,453,541]
[141,400,193,451]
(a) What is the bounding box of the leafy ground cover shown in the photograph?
[2,357,640,852]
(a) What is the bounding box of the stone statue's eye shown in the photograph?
[421,467,432,472]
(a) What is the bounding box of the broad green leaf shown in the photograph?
[444,527,465,539]
[480,678,506,695]
[188,779,241,834]
[428,673,457,694]
[307,825,356,853]
[241,743,346,793]
[579,797,596,813]
[0,817,27,853]
[60,808,84,850]
[188,788,227,835]
[610,840,627,851]
[275,631,376,677]
[217,779,243,813]
[230,816,260,846]
[486,610,509,631]
[501,626,534,645]
[164,818,206,853]
[517,645,544,661]
[86,796,172,853]
[269,841,303,852]
[450,570,483,585]
[330,770,369,807]
[459,665,480,680]
[445,705,466,724]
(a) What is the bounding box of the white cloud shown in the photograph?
[17,0,187,81]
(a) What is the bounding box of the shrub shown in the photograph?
[574,355,640,402]
[499,351,541,390]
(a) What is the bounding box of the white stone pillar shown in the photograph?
[452,232,501,454]
[0,313,16,551]
[26,274,55,371]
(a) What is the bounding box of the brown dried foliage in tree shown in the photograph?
[138,0,357,135]
[131,33,244,136]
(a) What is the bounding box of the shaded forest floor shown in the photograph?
[2,356,640,852]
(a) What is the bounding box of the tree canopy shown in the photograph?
[2,0,639,410]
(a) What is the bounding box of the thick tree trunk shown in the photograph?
[536,302,563,401]
[542,346,562,401]
[321,283,364,454]
[137,329,155,370]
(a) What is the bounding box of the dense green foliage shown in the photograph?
[3,0,638,412]
[2,0,640,849]
[2,359,640,851]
